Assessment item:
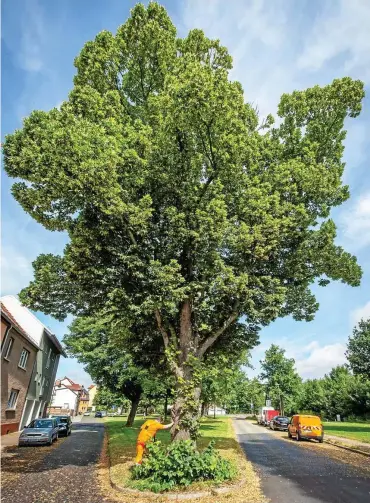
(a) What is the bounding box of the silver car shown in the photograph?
[18,418,59,446]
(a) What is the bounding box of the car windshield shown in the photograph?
[28,419,53,428]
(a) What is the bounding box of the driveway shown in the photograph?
[233,419,370,503]
[1,420,114,503]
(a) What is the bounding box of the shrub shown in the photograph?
[132,440,236,492]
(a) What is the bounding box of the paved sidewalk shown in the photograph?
[1,431,20,450]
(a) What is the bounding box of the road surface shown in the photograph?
[1,417,114,503]
[233,418,370,503]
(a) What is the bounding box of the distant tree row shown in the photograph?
[221,318,370,420]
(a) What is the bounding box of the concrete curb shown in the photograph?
[324,439,370,457]
[110,478,246,501]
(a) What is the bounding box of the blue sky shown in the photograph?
[2,0,370,386]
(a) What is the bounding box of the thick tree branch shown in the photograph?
[197,306,239,358]
[155,309,170,348]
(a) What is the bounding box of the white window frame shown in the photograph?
[18,348,30,369]
[4,337,14,359]
[7,389,19,409]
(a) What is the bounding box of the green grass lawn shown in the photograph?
[324,422,370,443]
[104,416,262,501]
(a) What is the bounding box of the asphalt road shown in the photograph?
[233,418,370,503]
[1,419,113,503]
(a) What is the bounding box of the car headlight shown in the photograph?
[41,432,50,437]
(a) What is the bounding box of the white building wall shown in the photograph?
[52,388,78,411]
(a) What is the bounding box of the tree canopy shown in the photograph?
[346,318,370,378]
[64,313,172,425]
[259,344,301,415]
[4,2,365,438]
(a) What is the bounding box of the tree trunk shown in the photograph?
[201,402,206,417]
[126,396,140,427]
[171,382,201,441]
[280,394,284,417]
[213,404,216,419]
[170,299,203,441]
[164,391,168,421]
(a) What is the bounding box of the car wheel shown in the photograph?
[296,431,301,441]
[55,433,59,441]
[318,436,324,443]
[48,438,53,446]
[288,429,292,438]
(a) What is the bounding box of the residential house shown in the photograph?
[77,387,90,414]
[50,377,87,416]
[1,296,66,429]
[1,303,39,435]
[87,384,98,411]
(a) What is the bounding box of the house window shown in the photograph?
[45,348,52,368]
[4,337,14,359]
[7,389,19,409]
[41,377,49,394]
[18,349,30,369]
[63,403,69,409]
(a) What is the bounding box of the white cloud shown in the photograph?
[351,301,370,326]
[17,0,45,72]
[180,0,298,119]
[341,192,370,249]
[247,337,347,380]
[1,246,33,296]
[298,0,370,80]
[293,341,347,379]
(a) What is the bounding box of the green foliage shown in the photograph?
[347,318,370,378]
[94,386,129,411]
[64,314,174,424]
[298,366,370,419]
[132,440,236,492]
[259,344,302,414]
[4,2,365,437]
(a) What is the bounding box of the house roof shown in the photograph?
[67,383,83,391]
[1,295,66,357]
[1,303,40,350]
[88,384,96,390]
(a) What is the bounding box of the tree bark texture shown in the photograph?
[126,396,140,427]
[156,298,239,441]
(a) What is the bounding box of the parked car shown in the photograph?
[95,411,103,418]
[83,412,90,416]
[288,414,324,443]
[51,415,72,436]
[19,418,59,447]
[269,416,290,431]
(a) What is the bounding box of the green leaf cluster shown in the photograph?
[132,439,236,492]
[346,318,370,379]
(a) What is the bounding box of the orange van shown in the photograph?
[288,415,323,443]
